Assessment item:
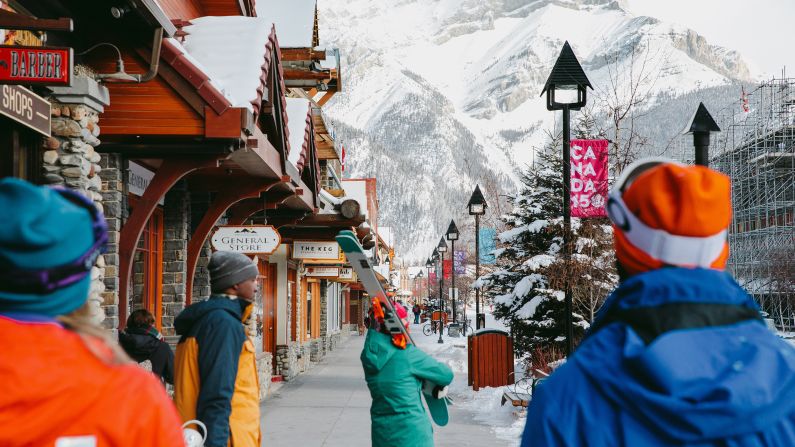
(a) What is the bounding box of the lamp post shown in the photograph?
[425,257,434,310]
[541,41,592,357]
[437,237,447,344]
[468,185,488,330]
[683,102,721,167]
[446,220,460,332]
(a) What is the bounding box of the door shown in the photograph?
[262,262,278,355]
[128,196,164,330]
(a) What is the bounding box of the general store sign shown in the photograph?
[0,45,72,86]
[570,139,609,218]
[0,85,49,135]
[292,241,343,262]
[211,226,281,255]
[127,162,164,205]
[305,266,339,277]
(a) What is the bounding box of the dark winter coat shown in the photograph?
[119,327,174,384]
[173,295,260,447]
[361,330,454,447]
[522,268,795,447]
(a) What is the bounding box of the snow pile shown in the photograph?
[285,98,311,168]
[256,0,316,48]
[181,17,273,111]
[412,311,527,446]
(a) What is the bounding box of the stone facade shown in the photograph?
[161,182,190,335]
[256,352,273,400]
[98,153,123,331]
[43,85,109,329]
[190,192,213,300]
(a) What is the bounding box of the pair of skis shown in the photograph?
[336,230,450,426]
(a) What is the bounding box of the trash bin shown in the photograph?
[448,323,461,338]
[476,313,486,330]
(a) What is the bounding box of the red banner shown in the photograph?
[570,139,609,218]
[443,260,452,280]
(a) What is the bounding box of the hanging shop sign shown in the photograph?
[0,45,72,86]
[292,241,344,263]
[0,84,49,135]
[337,267,354,281]
[305,266,340,277]
[570,139,609,218]
[127,161,164,205]
[211,225,281,255]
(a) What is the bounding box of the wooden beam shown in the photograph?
[317,91,336,107]
[283,69,333,81]
[0,9,72,31]
[119,157,219,330]
[281,48,327,61]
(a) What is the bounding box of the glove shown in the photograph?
[422,380,449,399]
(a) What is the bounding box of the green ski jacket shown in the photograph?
[361,330,454,447]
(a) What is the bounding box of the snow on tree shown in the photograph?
[479,132,617,369]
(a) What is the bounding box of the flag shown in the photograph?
[341,145,346,172]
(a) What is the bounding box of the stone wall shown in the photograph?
[190,192,213,300]
[42,99,108,328]
[161,182,190,335]
[98,153,123,331]
[256,352,273,401]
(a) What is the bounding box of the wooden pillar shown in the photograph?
[185,179,279,304]
[118,157,218,330]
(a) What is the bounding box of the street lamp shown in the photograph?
[683,102,721,167]
[425,257,434,310]
[541,41,592,357]
[468,185,487,330]
[445,220,459,331]
[437,237,448,344]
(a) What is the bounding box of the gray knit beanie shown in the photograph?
[209,251,259,293]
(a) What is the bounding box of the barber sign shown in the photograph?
[570,139,609,218]
[0,46,72,86]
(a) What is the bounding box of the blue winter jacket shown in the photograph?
[521,268,795,447]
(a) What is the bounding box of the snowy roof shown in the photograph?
[318,48,339,70]
[180,17,274,113]
[285,97,311,169]
[256,0,316,48]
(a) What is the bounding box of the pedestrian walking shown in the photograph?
[0,178,184,446]
[174,251,261,447]
[119,309,175,384]
[361,304,454,447]
[412,303,421,324]
[521,159,795,446]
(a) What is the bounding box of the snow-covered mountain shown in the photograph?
[317,0,753,260]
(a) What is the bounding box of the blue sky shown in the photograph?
[627,0,794,78]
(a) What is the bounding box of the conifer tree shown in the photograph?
[480,131,616,368]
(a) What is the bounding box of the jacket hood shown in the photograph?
[118,329,160,361]
[175,295,243,336]
[577,268,795,442]
[361,330,398,373]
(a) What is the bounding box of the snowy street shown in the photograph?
[261,314,526,446]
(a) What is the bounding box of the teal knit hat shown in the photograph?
[0,178,96,316]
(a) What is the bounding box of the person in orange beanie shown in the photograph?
[521,158,795,447]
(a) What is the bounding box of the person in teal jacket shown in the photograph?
[361,314,454,447]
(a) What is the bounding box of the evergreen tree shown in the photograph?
[480,132,616,369]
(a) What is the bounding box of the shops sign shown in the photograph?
[0,45,72,86]
[0,84,49,135]
[292,241,343,262]
[305,266,340,277]
[211,226,281,255]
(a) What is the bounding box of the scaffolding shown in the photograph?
[700,77,795,330]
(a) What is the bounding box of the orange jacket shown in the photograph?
[0,313,185,446]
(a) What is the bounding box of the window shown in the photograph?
[129,196,164,330]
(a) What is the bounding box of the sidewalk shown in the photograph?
[260,333,507,446]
